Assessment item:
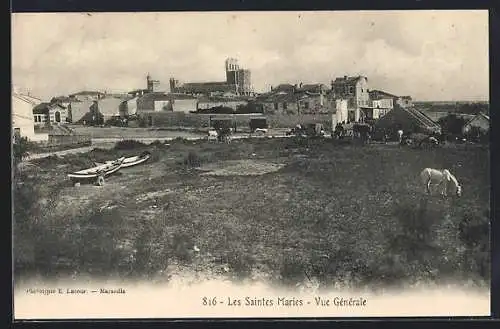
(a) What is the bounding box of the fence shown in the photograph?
[138,112,333,130]
[33,134,93,151]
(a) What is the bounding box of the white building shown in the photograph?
[12,92,46,141]
[332,99,349,130]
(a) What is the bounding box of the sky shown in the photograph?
[11,10,489,101]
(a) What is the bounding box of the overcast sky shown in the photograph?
[12,10,488,101]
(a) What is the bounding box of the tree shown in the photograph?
[437,114,466,136]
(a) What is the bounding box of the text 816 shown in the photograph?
[202,297,218,306]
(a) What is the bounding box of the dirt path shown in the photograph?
[25,146,100,161]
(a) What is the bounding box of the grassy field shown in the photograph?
[13,137,490,291]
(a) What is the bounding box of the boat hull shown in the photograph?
[67,157,125,181]
[106,151,151,168]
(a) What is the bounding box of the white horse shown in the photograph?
[207,129,218,141]
[419,168,462,197]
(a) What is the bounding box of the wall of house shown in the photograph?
[69,100,94,123]
[260,101,299,115]
[355,78,370,107]
[396,98,412,108]
[49,107,69,124]
[335,99,348,125]
[172,99,198,113]
[33,114,48,126]
[197,100,247,110]
[138,112,332,129]
[47,134,92,147]
[154,100,172,112]
[136,96,156,113]
[298,95,330,114]
[120,97,138,117]
[372,98,393,109]
[97,97,124,119]
[12,95,36,140]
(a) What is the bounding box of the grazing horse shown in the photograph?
[420,168,462,197]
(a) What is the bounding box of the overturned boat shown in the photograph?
[68,157,125,186]
[105,151,151,168]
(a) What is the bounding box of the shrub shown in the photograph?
[458,209,490,249]
[13,137,36,165]
[226,249,255,280]
[183,151,202,168]
[114,140,147,150]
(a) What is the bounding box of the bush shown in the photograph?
[13,137,36,165]
[114,140,147,150]
[183,151,202,168]
[458,210,490,249]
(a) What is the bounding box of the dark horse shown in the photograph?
[353,123,372,144]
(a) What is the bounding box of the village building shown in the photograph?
[197,96,248,111]
[32,102,69,127]
[136,93,171,113]
[136,93,198,114]
[97,96,128,121]
[12,92,40,141]
[170,58,254,96]
[374,104,442,136]
[254,92,299,115]
[330,76,370,123]
[167,94,198,113]
[397,96,413,108]
[270,84,296,93]
[120,97,139,117]
[68,90,105,102]
[50,96,73,109]
[462,112,490,135]
[296,84,330,115]
[68,99,94,123]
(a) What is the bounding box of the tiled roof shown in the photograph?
[296,84,328,93]
[13,93,43,105]
[332,76,366,84]
[369,89,399,99]
[255,92,298,103]
[465,112,490,126]
[69,90,105,96]
[137,92,172,102]
[33,102,65,114]
[197,96,248,102]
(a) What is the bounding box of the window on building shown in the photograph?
[304,102,309,109]
[55,111,61,123]
[283,102,288,110]
[349,86,354,94]
[13,128,21,143]
[274,103,278,110]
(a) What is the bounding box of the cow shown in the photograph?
[419,168,462,197]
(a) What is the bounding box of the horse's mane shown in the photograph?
[448,172,461,193]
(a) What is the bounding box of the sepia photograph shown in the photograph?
[12,10,490,319]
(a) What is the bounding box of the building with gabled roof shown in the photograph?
[462,112,490,135]
[374,104,442,135]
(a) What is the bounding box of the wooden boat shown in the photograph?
[68,157,125,186]
[105,151,151,168]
